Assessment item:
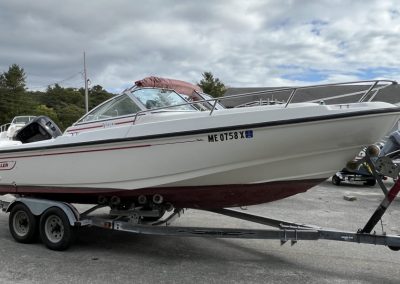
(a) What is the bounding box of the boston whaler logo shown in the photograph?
[0,161,16,170]
[208,130,254,143]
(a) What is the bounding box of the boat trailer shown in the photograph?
[1,148,400,251]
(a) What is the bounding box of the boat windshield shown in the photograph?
[79,94,141,123]
[77,88,196,124]
[131,88,195,111]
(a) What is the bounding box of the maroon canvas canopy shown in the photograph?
[135,76,202,97]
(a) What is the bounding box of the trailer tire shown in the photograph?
[39,207,75,251]
[388,245,400,251]
[332,175,341,186]
[9,203,38,243]
[388,236,400,251]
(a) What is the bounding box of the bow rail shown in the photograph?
[131,79,397,120]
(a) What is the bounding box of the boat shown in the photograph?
[0,78,398,209]
[0,116,36,142]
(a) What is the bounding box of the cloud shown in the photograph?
[0,0,399,92]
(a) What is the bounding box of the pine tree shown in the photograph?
[0,64,26,92]
[197,72,226,98]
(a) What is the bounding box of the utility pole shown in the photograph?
[84,52,89,113]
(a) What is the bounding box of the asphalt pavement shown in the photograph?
[0,179,400,284]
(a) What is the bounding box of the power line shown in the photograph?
[53,71,83,86]
[29,71,83,90]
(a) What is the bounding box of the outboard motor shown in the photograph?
[14,116,62,143]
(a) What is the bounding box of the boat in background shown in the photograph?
[0,78,398,209]
[0,116,36,144]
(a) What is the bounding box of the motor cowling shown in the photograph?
[14,116,62,143]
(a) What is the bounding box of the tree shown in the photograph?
[33,105,59,124]
[0,64,118,130]
[88,85,114,110]
[197,72,226,98]
[0,64,26,92]
[57,104,85,130]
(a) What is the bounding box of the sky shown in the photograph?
[1,0,400,93]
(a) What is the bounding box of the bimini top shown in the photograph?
[135,76,203,98]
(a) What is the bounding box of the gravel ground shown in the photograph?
[0,179,400,284]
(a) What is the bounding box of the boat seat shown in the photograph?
[146,100,159,109]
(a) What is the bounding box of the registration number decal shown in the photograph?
[208,130,254,143]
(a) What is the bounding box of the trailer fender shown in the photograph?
[6,198,79,226]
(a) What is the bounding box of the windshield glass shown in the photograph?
[79,94,141,123]
[132,88,195,111]
[198,93,225,110]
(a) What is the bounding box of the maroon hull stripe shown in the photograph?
[0,178,326,209]
[66,119,134,133]
[0,139,200,160]
[0,144,151,160]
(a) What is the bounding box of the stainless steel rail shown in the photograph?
[131,79,397,122]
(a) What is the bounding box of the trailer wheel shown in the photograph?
[39,207,75,251]
[388,236,400,251]
[332,175,341,186]
[388,245,400,251]
[9,203,38,243]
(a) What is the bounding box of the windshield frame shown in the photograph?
[73,87,197,126]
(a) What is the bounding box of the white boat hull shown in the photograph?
[0,102,398,208]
